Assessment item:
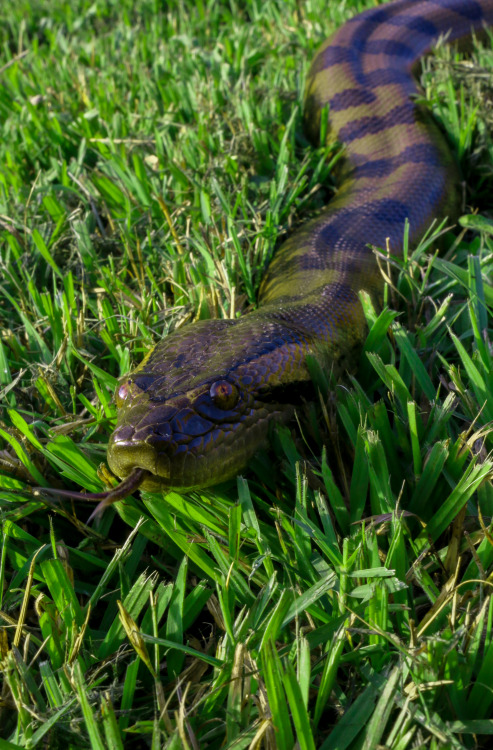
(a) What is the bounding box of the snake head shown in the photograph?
[107,314,313,491]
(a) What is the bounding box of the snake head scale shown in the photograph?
[107,313,317,491]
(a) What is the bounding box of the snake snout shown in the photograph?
[108,422,172,483]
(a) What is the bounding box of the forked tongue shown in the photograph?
[34,467,147,523]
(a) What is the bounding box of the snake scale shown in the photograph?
[106,0,493,495]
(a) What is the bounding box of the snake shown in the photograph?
[100,0,493,502]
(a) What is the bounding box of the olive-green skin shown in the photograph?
[108,0,493,492]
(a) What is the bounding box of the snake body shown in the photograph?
[108,0,493,492]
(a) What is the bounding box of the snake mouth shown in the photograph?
[107,435,172,487]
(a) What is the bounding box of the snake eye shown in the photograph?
[115,381,132,408]
[210,380,239,410]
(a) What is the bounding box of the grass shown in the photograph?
[1,0,493,747]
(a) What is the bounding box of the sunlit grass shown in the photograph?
[1,1,493,747]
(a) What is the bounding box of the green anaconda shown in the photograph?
[106,0,493,496]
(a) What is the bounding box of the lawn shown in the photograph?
[1,0,493,747]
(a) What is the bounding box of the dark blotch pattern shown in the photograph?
[363,39,416,58]
[364,69,413,88]
[311,45,357,72]
[337,103,416,143]
[354,143,441,178]
[433,0,483,20]
[329,87,377,112]
[388,14,438,36]
[372,199,411,225]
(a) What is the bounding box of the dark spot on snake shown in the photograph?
[365,69,412,88]
[360,40,416,59]
[372,198,412,225]
[310,45,358,74]
[329,87,377,112]
[173,354,186,368]
[363,7,390,24]
[351,35,416,60]
[388,14,438,36]
[323,282,358,303]
[338,103,415,142]
[354,143,441,178]
[435,0,483,21]
[318,220,343,248]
